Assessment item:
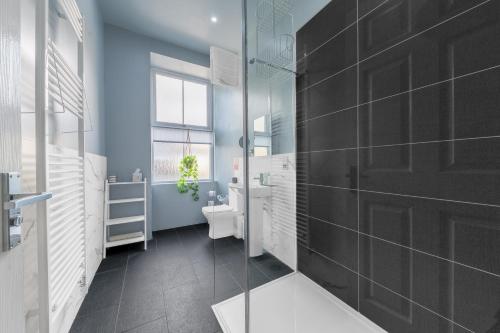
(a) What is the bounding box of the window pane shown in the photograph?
[184,81,208,127]
[153,142,183,182]
[190,143,211,180]
[254,116,266,133]
[156,74,182,124]
[153,141,211,182]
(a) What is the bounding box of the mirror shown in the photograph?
[252,115,271,156]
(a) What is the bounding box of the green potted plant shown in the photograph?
[177,154,200,201]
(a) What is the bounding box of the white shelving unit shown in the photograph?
[103,179,147,258]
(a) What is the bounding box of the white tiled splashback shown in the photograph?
[250,153,296,270]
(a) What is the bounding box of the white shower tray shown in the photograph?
[212,272,386,333]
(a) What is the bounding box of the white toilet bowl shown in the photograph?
[202,205,242,239]
[202,184,245,239]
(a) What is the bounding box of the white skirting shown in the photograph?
[212,272,386,333]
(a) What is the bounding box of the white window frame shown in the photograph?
[151,68,213,131]
[150,68,214,184]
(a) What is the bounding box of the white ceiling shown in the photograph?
[98,0,242,55]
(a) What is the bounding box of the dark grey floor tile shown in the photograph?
[126,250,163,286]
[215,245,244,265]
[98,251,129,273]
[191,260,241,300]
[225,260,269,290]
[176,227,203,244]
[116,285,166,333]
[165,297,221,333]
[122,317,169,333]
[249,253,294,281]
[77,268,125,317]
[155,230,181,246]
[78,227,292,333]
[159,260,199,291]
[70,306,117,333]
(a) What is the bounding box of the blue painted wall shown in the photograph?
[152,182,215,231]
[77,0,106,155]
[103,24,211,235]
[214,85,243,195]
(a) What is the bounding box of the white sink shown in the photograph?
[228,182,272,198]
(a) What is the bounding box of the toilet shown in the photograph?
[202,184,244,239]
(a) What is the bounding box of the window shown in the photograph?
[153,70,210,129]
[152,69,213,183]
[152,72,213,183]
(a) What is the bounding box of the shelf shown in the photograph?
[108,181,145,185]
[104,178,147,257]
[106,215,145,226]
[106,232,145,248]
[108,198,144,204]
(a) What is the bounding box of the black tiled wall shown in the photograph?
[296,1,500,332]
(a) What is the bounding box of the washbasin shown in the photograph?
[228,182,272,198]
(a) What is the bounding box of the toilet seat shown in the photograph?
[202,204,234,214]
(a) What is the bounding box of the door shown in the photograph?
[1,0,51,332]
[0,0,26,331]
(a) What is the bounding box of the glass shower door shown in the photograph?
[243,0,343,332]
[243,0,299,331]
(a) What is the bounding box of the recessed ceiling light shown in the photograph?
[211,16,218,23]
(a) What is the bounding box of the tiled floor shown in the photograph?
[70,224,293,333]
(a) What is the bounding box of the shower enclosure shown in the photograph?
[213,0,500,332]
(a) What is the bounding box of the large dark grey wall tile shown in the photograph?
[359,276,471,333]
[297,184,358,230]
[297,0,357,59]
[359,0,500,103]
[359,234,500,333]
[358,0,387,18]
[297,149,357,187]
[359,0,492,59]
[297,1,500,332]
[359,191,500,275]
[298,215,358,271]
[298,245,358,309]
[360,67,500,146]
[297,25,357,90]
[296,67,357,122]
[359,137,500,205]
[297,108,357,152]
